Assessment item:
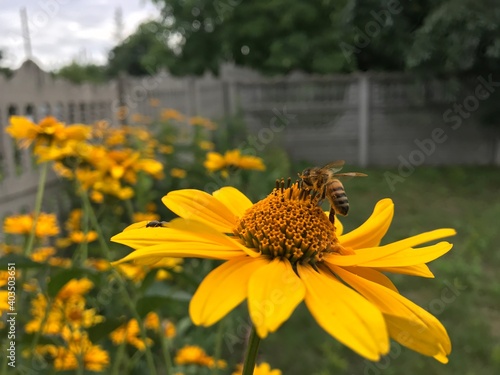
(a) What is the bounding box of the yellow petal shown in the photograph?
[377,264,435,278]
[333,266,451,357]
[190,257,269,326]
[111,220,257,264]
[162,189,238,233]
[339,199,394,248]
[212,187,253,218]
[325,240,452,268]
[248,259,305,338]
[383,228,456,249]
[298,264,389,361]
[343,266,398,293]
[359,242,453,268]
[325,240,411,267]
[385,316,450,360]
[433,350,449,364]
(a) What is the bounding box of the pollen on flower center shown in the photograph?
[234,179,343,265]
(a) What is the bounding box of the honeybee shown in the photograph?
[299,160,366,223]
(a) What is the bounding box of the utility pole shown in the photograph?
[114,7,127,125]
[20,7,33,60]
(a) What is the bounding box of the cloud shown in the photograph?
[0,0,159,70]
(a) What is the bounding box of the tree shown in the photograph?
[146,0,500,77]
[55,62,107,83]
[107,21,176,77]
[406,0,500,78]
[150,0,356,75]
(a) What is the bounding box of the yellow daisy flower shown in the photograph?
[112,183,455,363]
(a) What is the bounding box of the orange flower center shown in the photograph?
[234,180,343,265]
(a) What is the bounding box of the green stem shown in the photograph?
[80,189,111,260]
[160,335,173,374]
[112,341,126,375]
[212,320,225,375]
[74,190,90,265]
[242,325,261,375]
[80,189,157,375]
[76,355,85,375]
[24,162,49,256]
[120,286,157,375]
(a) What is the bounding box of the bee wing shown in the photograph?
[333,172,367,182]
[322,160,345,173]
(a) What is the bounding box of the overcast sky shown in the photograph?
[0,0,160,71]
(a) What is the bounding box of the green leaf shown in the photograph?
[0,254,44,269]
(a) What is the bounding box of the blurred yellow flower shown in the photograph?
[198,140,215,151]
[57,278,94,301]
[104,128,127,147]
[161,108,185,122]
[90,190,104,203]
[109,318,152,351]
[174,345,226,368]
[149,98,161,107]
[158,144,174,154]
[233,362,282,375]
[26,280,103,335]
[116,263,147,283]
[85,258,111,272]
[37,328,109,372]
[53,162,74,179]
[48,257,72,268]
[204,149,266,175]
[0,291,10,315]
[164,320,176,339]
[144,312,160,330]
[3,212,60,238]
[170,168,187,179]
[30,247,56,263]
[133,212,161,223]
[189,116,217,130]
[69,231,98,243]
[155,269,172,281]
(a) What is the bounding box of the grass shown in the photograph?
[231,165,500,375]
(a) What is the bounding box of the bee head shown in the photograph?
[301,168,311,177]
[299,168,314,186]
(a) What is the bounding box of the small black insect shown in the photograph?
[145,220,168,228]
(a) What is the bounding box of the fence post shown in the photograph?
[358,74,370,167]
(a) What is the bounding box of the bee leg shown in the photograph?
[328,208,335,224]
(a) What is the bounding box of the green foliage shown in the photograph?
[107,21,176,77]
[55,61,108,83]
